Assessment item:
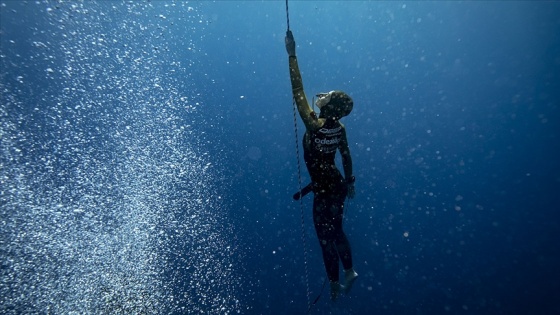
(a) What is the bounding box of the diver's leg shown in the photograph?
[332,195,358,294]
[313,194,343,300]
[336,231,353,270]
[336,230,358,294]
[329,193,353,270]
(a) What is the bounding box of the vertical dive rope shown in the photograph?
[292,99,312,313]
[286,0,312,311]
[286,0,290,31]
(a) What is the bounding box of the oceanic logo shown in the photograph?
[318,126,342,134]
[314,126,342,153]
[315,137,340,145]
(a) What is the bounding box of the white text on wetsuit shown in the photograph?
[314,126,342,153]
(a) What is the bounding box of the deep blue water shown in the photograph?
[1,1,559,315]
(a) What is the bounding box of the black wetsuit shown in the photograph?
[287,52,354,285]
[303,119,353,283]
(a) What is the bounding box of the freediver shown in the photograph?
[285,30,358,301]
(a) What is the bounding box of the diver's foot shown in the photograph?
[343,268,358,294]
[330,281,344,301]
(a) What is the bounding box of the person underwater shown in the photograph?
[285,30,358,301]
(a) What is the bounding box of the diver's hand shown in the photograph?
[347,183,355,199]
[285,30,296,57]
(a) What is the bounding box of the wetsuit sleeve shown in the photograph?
[288,56,320,131]
[338,124,353,180]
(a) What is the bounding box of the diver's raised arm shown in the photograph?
[286,30,320,131]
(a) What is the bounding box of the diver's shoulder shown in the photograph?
[307,118,326,132]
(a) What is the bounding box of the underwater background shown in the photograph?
[1,1,559,314]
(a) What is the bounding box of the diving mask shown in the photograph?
[315,91,334,109]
